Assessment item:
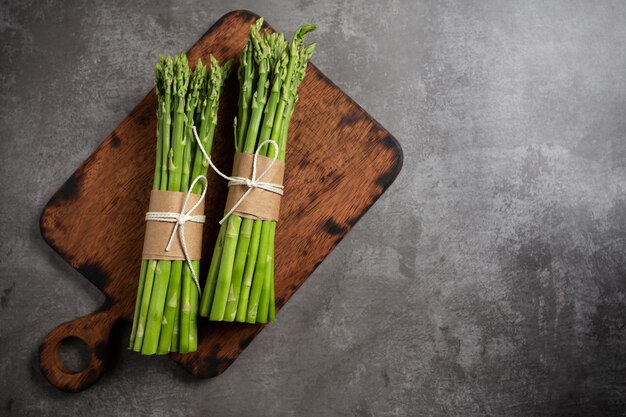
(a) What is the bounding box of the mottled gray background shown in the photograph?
[1,0,626,416]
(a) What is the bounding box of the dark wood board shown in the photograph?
[38,10,403,393]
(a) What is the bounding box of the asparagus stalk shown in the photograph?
[266,87,300,324]
[235,219,263,321]
[191,56,232,193]
[187,56,232,322]
[157,259,180,354]
[181,60,206,191]
[243,19,271,153]
[256,222,275,323]
[160,56,174,190]
[168,53,190,192]
[129,260,148,347]
[133,259,158,351]
[268,253,275,322]
[153,59,165,190]
[188,260,200,352]
[235,44,254,152]
[131,56,173,352]
[130,59,166,348]
[178,262,193,353]
[258,33,287,155]
[246,220,271,323]
[171,296,180,353]
[256,221,276,323]
[199,224,226,315]
[191,56,233,319]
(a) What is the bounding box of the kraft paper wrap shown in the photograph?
[225,152,285,221]
[142,190,205,260]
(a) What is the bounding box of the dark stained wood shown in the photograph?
[38,10,403,392]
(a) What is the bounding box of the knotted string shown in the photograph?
[144,175,208,293]
[192,126,284,224]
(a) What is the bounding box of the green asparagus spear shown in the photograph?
[190,57,232,322]
[131,56,172,351]
[130,59,167,348]
[181,61,206,191]
[133,259,158,351]
[129,260,148,348]
[200,224,226,315]
[235,219,263,321]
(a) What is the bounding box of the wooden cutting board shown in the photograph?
[38,10,403,393]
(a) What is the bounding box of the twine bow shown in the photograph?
[144,175,208,292]
[192,126,284,224]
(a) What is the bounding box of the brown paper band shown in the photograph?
[224,152,285,221]
[142,190,205,260]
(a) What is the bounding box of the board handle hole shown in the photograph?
[59,336,91,373]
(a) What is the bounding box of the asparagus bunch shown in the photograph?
[200,19,316,323]
[129,53,231,354]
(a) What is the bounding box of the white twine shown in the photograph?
[144,174,208,293]
[192,126,284,225]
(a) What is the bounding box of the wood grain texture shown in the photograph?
[38,10,403,392]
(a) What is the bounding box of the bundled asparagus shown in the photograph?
[129,53,231,354]
[200,19,316,323]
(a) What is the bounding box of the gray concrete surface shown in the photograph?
[1,0,626,416]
